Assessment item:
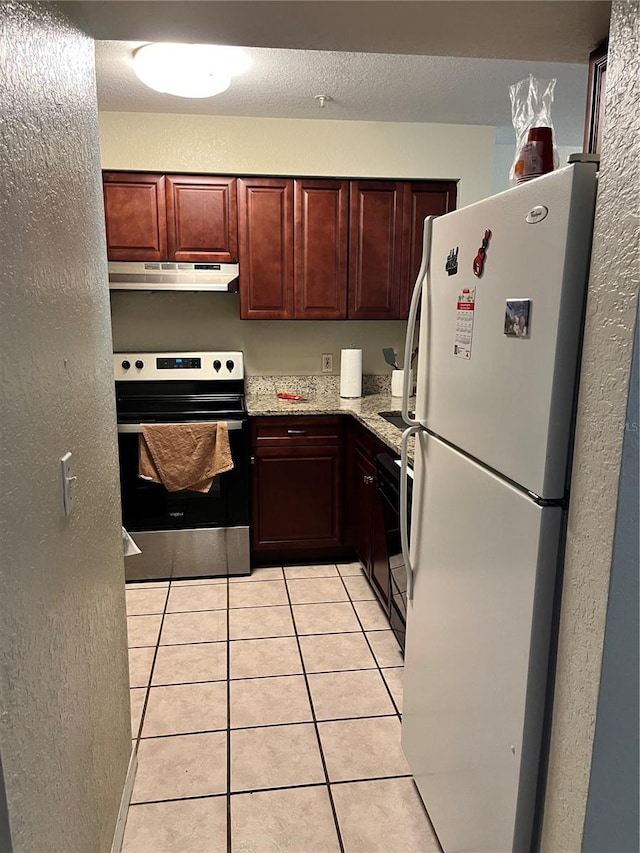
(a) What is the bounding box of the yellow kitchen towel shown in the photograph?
[139,422,233,493]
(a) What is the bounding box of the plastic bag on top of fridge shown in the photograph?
[509,75,559,185]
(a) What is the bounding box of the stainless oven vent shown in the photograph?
[108,261,239,292]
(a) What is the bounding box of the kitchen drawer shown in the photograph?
[251,416,344,447]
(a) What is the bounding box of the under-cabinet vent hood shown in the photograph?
[108,261,239,292]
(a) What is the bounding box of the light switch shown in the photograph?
[60,452,76,516]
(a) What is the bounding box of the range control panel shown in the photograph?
[114,352,244,381]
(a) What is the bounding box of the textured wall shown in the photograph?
[0,4,130,852]
[98,111,496,207]
[582,304,639,853]
[540,2,640,850]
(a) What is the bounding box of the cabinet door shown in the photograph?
[166,175,238,262]
[238,178,294,319]
[352,449,376,571]
[294,179,348,319]
[252,445,343,550]
[400,180,458,318]
[348,181,404,319]
[103,172,167,261]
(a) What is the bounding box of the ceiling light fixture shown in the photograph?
[133,43,251,99]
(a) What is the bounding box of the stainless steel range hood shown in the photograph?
[108,261,239,292]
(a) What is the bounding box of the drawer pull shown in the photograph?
[287,429,307,435]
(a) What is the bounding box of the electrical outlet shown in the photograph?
[321,353,333,373]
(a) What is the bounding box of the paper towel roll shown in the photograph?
[340,349,362,398]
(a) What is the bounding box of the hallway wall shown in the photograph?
[0,4,130,851]
[540,1,640,848]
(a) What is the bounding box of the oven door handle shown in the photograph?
[117,421,245,433]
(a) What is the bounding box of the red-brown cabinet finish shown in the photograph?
[352,449,376,567]
[294,179,349,319]
[238,178,294,319]
[166,175,238,262]
[400,180,458,317]
[103,172,167,261]
[348,419,397,608]
[252,446,343,551]
[250,417,344,553]
[348,181,405,319]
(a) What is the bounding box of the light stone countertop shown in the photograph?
[246,390,416,465]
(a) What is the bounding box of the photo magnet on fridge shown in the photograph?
[504,299,531,337]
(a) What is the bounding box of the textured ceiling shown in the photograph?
[96,41,590,144]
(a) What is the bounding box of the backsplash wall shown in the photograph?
[110,291,407,375]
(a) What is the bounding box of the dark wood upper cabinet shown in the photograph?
[400,180,458,317]
[238,178,295,319]
[165,175,238,262]
[103,170,457,320]
[294,179,349,319]
[348,181,405,320]
[584,42,608,156]
[103,172,167,261]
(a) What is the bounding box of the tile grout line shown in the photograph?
[135,711,401,740]
[129,582,172,745]
[284,566,346,853]
[334,570,404,720]
[136,662,399,690]
[129,598,380,617]
[130,772,415,808]
[225,575,232,853]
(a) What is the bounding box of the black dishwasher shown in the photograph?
[375,453,413,653]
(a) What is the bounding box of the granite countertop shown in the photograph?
[246,388,416,465]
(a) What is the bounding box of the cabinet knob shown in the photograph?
[364,474,375,485]
[250,456,255,465]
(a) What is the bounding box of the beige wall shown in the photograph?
[110,292,408,375]
[0,5,130,852]
[100,112,494,376]
[98,112,495,207]
[541,1,640,849]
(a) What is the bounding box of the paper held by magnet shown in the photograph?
[454,288,476,360]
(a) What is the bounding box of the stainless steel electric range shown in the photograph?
[114,351,250,581]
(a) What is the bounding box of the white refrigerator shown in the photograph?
[398,161,598,853]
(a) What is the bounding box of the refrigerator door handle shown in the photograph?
[402,216,434,426]
[401,424,422,601]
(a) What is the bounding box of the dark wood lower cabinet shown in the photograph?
[250,416,346,560]
[250,415,397,611]
[252,445,343,551]
[349,420,395,608]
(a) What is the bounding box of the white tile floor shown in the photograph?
[123,562,441,853]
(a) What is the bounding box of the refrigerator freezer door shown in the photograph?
[414,163,597,499]
[402,432,562,853]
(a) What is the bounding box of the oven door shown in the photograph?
[117,419,249,532]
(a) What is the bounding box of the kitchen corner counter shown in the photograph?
[246,391,416,465]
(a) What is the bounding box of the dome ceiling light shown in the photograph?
[133,43,252,99]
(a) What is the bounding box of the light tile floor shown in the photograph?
[123,562,441,853]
